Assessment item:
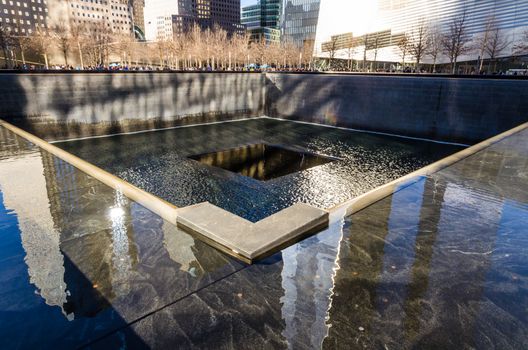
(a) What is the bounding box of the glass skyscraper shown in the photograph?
[281,0,321,50]
[241,0,281,44]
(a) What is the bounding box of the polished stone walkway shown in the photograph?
[0,125,527,349]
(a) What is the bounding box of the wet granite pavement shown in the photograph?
[0,125,527,349]
[0,127,245,349]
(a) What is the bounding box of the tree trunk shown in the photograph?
[2,47,9,68]
[77,42,84,69]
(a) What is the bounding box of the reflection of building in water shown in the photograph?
[321,185,394,346]
[323,176,504,346]
[40,150,141,319]
[162,220,200,275]
[0,129,209,321]
[0,127,36,160]
[280,211,345,348]
[0,144,69,318]
[415,181,502,342]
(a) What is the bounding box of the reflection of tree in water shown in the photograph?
[39,147,226,319]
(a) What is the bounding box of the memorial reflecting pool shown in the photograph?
[0,124,527,348]
[55,118,464,222]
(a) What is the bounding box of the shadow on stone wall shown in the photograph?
[265,73,528,144]
[0,72,265,141]
[1,72,528,144]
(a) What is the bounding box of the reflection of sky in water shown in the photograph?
[109,190,133,297]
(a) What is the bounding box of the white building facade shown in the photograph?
[315,0,528,65]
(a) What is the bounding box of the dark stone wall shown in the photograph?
[1,72,527,144]
[0,72,265,140]
[265,73,528,144]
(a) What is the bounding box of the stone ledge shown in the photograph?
[176,202,329,263]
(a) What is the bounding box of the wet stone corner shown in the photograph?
[176,201,330,263]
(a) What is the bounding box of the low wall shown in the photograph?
[265,73,528,144]
[0,72,265,140]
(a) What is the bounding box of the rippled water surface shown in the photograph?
[56,118,465,221]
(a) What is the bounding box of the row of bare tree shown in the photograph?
[326,14,528,73]
[0,21,314,70]
[397,14,526,73]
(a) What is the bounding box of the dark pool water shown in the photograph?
[189,143,336,181]
[55,118,465,222]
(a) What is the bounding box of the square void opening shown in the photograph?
[189,143,336,181]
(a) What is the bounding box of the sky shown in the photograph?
[241,0,256,7]
[314,0,379,54]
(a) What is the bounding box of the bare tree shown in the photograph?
[70,21,87,69]
[114,32,135,67]
[441,11,473,74]
[53,21,71,66]
[475,17,495,72]
[189,24,203,68]
[345,43,357,71]
[211,24,228,69]
[409,21,430,71]
[284,41,299,69]
[29,24,51,68]
[513,30,528,56]
[369,34,380,71]
[396,34,411,69]
[229,32,248,70]
[84,21,113,67]
[301,39,314,69]
[171,32,185,70]
[485,28,511,73]
[154,39,170,67]
[426,26,442,73]
[0,24,14,68]
[325,35,339,70]
[8,23,30,67]
[362,33,369,71]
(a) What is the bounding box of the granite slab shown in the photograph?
[176,202,330,263]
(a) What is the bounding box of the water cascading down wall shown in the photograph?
[0,72,527,144]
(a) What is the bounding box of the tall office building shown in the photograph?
[0,0,51,35]
[131,0,145,39]
[241,0,281,44]
[0,0,134,36]
[317,0,528,64]
[143,0,179,40]
[144,0,242,41]
[281,0,320,51]
[68,0,134,34]
[174,0,243,34]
